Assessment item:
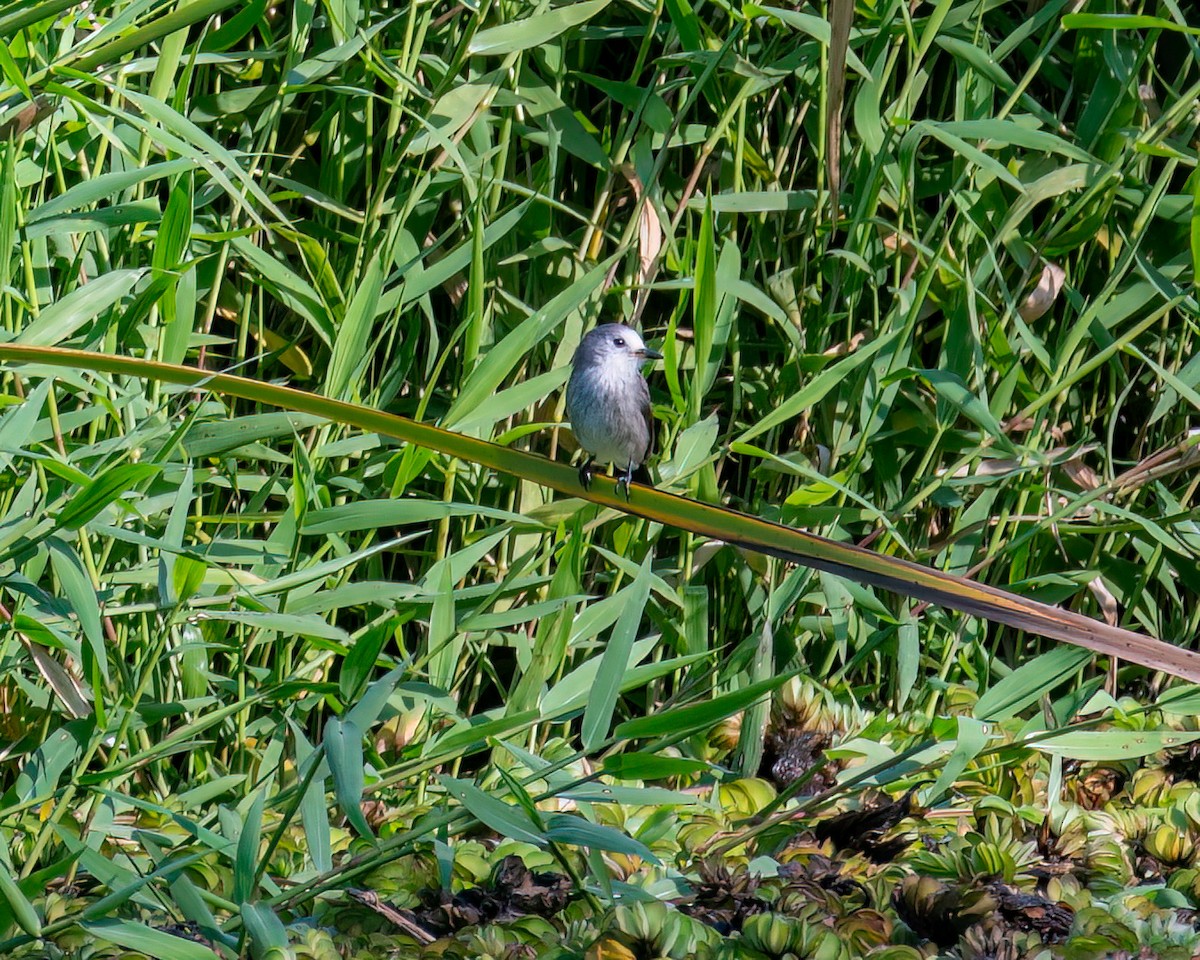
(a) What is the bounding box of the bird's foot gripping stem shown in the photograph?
[578,457,595,491]
[616,461,635,502]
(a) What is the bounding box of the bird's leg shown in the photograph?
[578,457,594,491]
[617,460,635,501]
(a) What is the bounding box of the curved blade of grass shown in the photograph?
[1030,729,1200,761]
[0,0,77,39]
[582,554,652,751]
[67,0,245,74]
[232,790,264,905]
[322,717,371,838]
[468,0,610,56]
[973,646,1095,722]
[80,918,217,960]
[0,857,40,937]
[438,776,545,846]
[3,345,1199,681]
[239,902,287,955]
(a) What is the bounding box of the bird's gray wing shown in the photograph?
[640,376,654,461]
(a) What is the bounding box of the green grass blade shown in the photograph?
[582,554,653,751]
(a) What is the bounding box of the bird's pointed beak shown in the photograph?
[639,347,663,360]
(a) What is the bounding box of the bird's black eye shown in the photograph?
[613,337,625,346]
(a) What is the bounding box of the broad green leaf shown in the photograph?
[0,379,50,454]
[1031,730,1200,761]
[17,270,145,346]
[152,178,192,272]
[1061,12,1200,33]
[23,202,162,240]
[664,0,701,50]
[896,616,918,709]
[345,664,406,731]
[403,77,498,156]
[323,717,372,837]
[601,754,710,779]
[0,140,15,294]
[156,174,195,366]
[616,673,798,741]
[199,610,351,644]
[975,647,1097,721]
[183,412,326,458]
[47,538,107,683]
[924,717,993,803]
[0,854,40,936]
[291,723,333,874]
[164,870,217,937]
[1192,171,1200,323]
[933,118,1095,164]
[176,775,247,809]
[439,775,545,846]
[0,31,33,98]
[428,710,541,760]
[428,561,457,691]
[27,159,195,222]
[690,195,717,423]
[327,247,385,401]
[55,463,161,530]
[81,919,217,960]
[303,499,534,534]
[516,67,609,168]
[469,0,611,55]
[687,191,818,213]
[461,595,585,631]
[544,813,658,861]
[157,465,193,607]
[201,0,269,51]
[232,790,264,905]
[240,902,288,954]
[560,783,699,806]
[14,720,88,802]
[1157,685,1200,716]
[324,0,362,43]
[582,555,654,750]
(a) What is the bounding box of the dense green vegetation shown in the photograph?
[3,0,1200,956]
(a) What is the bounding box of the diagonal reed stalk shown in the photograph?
[3,343,1198,682]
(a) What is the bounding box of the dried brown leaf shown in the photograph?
[826,1,852,217]
[620,165,662,288]
[1019,263,1065,323]
[1086,577,1119,627]
[1062,459,1102,491]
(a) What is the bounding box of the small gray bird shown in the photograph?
[565,323,662,499]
